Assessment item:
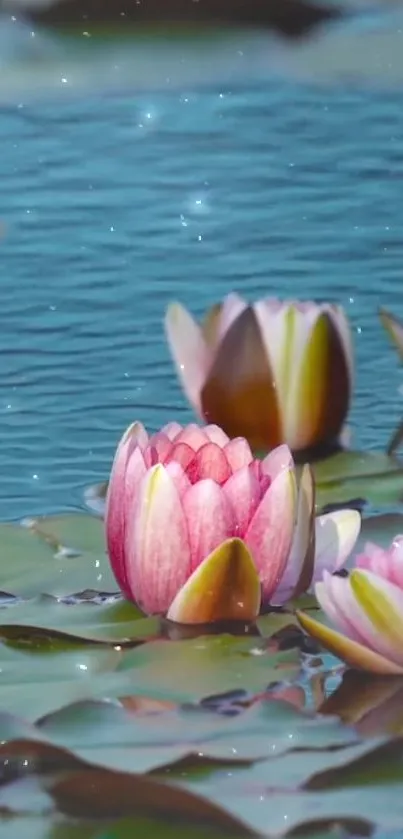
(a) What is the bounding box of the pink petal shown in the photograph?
[245,466,296,606]
[168,442,197,471]
[356,537,403,590]
[160,422,184,441]
[223,465,262,540]
[124,447,148,522]
[387,537,403,588]
[312,509,361,583]
[182,479,234,572]
[105,422,147,598]
[356,541,389,572]
[260,444,294,480]
[186,442,232,486]
[218,292,248,341]
[224,437,254,472]
[125,465,190,615]
[147,432,173,463]
[203,424,230,447]
[164,461,192,500]
[315,572,365,643]
[165,303,212,416]
[125,421,149,451]
[173,423,209,452]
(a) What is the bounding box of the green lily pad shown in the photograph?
[358,512,403,548]
[304,737,403,791]
[0,514,116,598]
[0,683,358,777]
[186,739,403,835]
[0,739,255,836]
[117,635,299,702]
[312,450,403,510]
[0,597,156,647]
[0,814,104,839]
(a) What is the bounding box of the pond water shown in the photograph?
[2,17,403,839]
[1,78,403,521]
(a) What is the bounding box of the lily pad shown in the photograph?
[0,686,358,777]
[117,635,299,702]
[0,739,255,836]
[0,515,116,598]
[186,738,403,835]
[0,597,155,647]
[312,450,403,511]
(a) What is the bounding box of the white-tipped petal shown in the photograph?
[165,302,212,415]
[313,508,361,583]
[273,464,315,605]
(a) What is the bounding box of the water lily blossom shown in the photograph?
[105,421,360,624]
[165,296,353,455]
[298,536,403,675]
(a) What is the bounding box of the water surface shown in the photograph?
[1,76,402,520]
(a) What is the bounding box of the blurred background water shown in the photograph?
[1,20,403,521]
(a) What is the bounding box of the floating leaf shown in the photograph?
[0,738,255,836]
[117,635,300,702]
[0,515,115,598]
[358,512,403,549]
[0,597,156,648]
[0,689,359,785]
[312,450,403,510]
[304,737,403,790]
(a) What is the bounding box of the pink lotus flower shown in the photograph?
[105,421,361,624]
[298,536,403,675]
[165,295,353,455]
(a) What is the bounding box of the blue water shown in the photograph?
[1,80,403,520]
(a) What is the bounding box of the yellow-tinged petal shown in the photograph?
[296,610,403,675]
[167,538,261,625]
[292,313,330,449]
[271,463,315,605]
[292,464,316,598]
[350,569,403,648]
[201,302,223,348]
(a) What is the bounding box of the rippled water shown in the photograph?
[1,72,403,520]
